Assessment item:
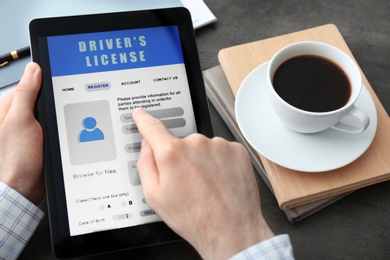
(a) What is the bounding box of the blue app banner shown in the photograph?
[47,26,184,76]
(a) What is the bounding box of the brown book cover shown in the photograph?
[203,65,352,222]
[218,24,390,209]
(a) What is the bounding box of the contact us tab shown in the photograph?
[153,75,179,82]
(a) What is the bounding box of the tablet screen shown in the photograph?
[47,25,196,237]
[30,8,213,257]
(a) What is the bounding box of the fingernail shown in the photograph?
[25,62,39,75]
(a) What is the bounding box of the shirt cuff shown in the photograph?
[0,181,45,260]
[229,234,294,260]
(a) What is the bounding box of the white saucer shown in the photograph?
[235,62,378,172]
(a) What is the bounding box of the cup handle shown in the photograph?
[331,105,370,133]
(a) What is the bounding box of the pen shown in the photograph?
[0,46,31,68]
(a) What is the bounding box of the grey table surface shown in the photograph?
[20,0,390,259]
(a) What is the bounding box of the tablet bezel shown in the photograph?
[29,8,213,258]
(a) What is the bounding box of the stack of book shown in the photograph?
[203,24,390,222]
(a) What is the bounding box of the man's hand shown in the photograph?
[0,62,44,205]
[133,108,274,259]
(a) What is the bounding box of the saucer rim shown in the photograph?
[235,61,378,172]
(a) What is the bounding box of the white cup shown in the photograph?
[267,41,370,134]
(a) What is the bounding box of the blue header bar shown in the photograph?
[47,26,184,76]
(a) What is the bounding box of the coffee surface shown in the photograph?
[272,55,351,112]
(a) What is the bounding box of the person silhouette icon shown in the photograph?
[79,117,105,143]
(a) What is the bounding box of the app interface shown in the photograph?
[47,26,197,236]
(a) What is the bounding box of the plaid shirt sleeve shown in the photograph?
[229,234,294,260]
[0,182,44,260]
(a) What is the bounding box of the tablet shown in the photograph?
[29,8,213,258]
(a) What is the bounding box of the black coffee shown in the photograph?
[272,55,351,112]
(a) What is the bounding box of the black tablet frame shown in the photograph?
[29,7,213,259]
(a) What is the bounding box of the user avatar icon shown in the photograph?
[79,117,105,143]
